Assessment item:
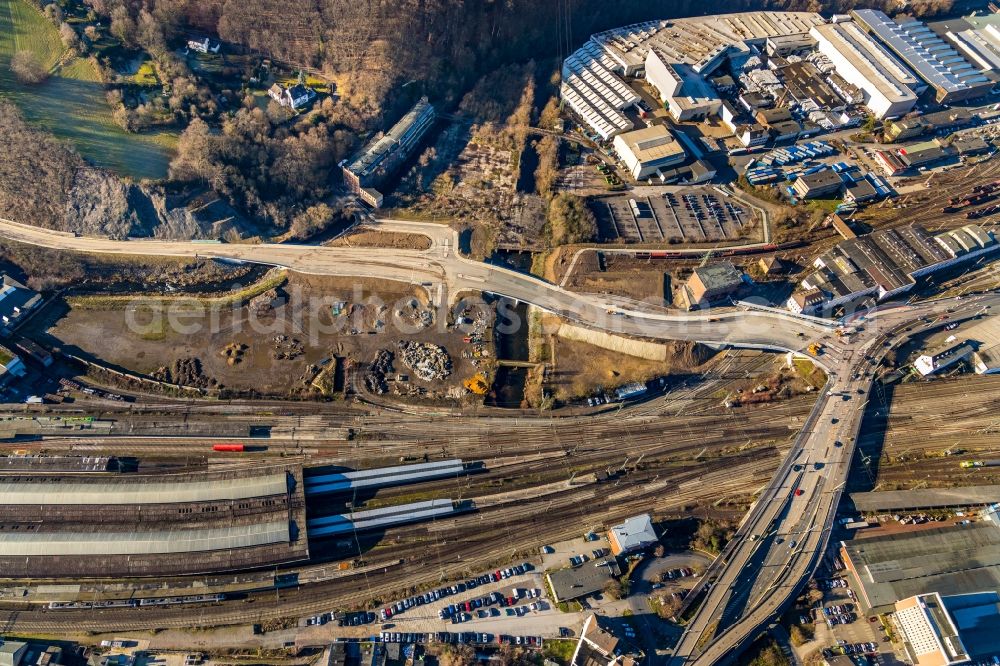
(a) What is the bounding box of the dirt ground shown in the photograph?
[544,336,716,401]
[390,124,547,253]
[553,252,797,308]
[36,274,495,399]
[327,229,432,250]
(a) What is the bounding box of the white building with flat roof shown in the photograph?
[612,125,686,179]
[645,50,721,121]
[811,21,919,119]
[895,593,969,666]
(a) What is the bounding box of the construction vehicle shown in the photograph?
[808,342,824,356]
[961,461,985,468]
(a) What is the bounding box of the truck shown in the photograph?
[961,460,984,468]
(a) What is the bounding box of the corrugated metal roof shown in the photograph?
[0,473,288,505]
[851,485,1000,511]
[842,523,1000,611]
[0,522,289,556]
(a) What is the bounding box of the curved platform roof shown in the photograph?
[0,522,290,556]
[0,473,288,505]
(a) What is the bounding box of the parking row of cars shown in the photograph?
[381,562,534,622]
[823,641,878,657]
[378,631,543,647]
[664,567,694,580]
[307,611,377,626]
[817,578,848,590]
[439,588,541,621]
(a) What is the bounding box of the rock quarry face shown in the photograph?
[64,169,157,239]
[63,170,247,240]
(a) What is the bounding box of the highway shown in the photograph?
[0,217,995,663]
[670,293,1000,665]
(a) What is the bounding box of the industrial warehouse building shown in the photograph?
[560,12,824,139]
[894,591,1000,666]
[852,9,994,104]
[851,486,1000,513]
[941,13,1000,74]
[0,275,40,334]
[645,51,721,122]
[809,20,920,119]
[788,224,996,313]
[342,97,436,207]
[0,458,472,578]
[611,125,686,179]
[840,522,1000,614]
[792,169,843,199]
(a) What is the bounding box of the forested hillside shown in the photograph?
[96,0,949,109]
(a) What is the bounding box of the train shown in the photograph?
[960,460,1000,468]
[629,241,804,262]
[212,443,246,452]
[48,593,225,610]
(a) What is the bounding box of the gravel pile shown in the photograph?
[397,341,452,382]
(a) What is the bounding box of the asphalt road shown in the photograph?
[0,217,830,353]
[1,217,995,664]
[670,293,1000,665]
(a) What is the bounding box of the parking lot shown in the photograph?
[807,575,903,666]
[592,188,753,243]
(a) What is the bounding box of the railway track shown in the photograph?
[0,350,819,632]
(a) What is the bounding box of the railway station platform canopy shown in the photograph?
[0,473,290,504]
[0,522,291,556]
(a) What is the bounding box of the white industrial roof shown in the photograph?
[854,9,992,95]
[947,25,1000,72]
[593,12,824,71]
[0,522,290,556]
[0,473,288,505]
[560,11,823,140]
[811,21,919,104]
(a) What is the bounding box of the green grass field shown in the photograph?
[0,0,176,180]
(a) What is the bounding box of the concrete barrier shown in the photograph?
[556,323,667,361]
